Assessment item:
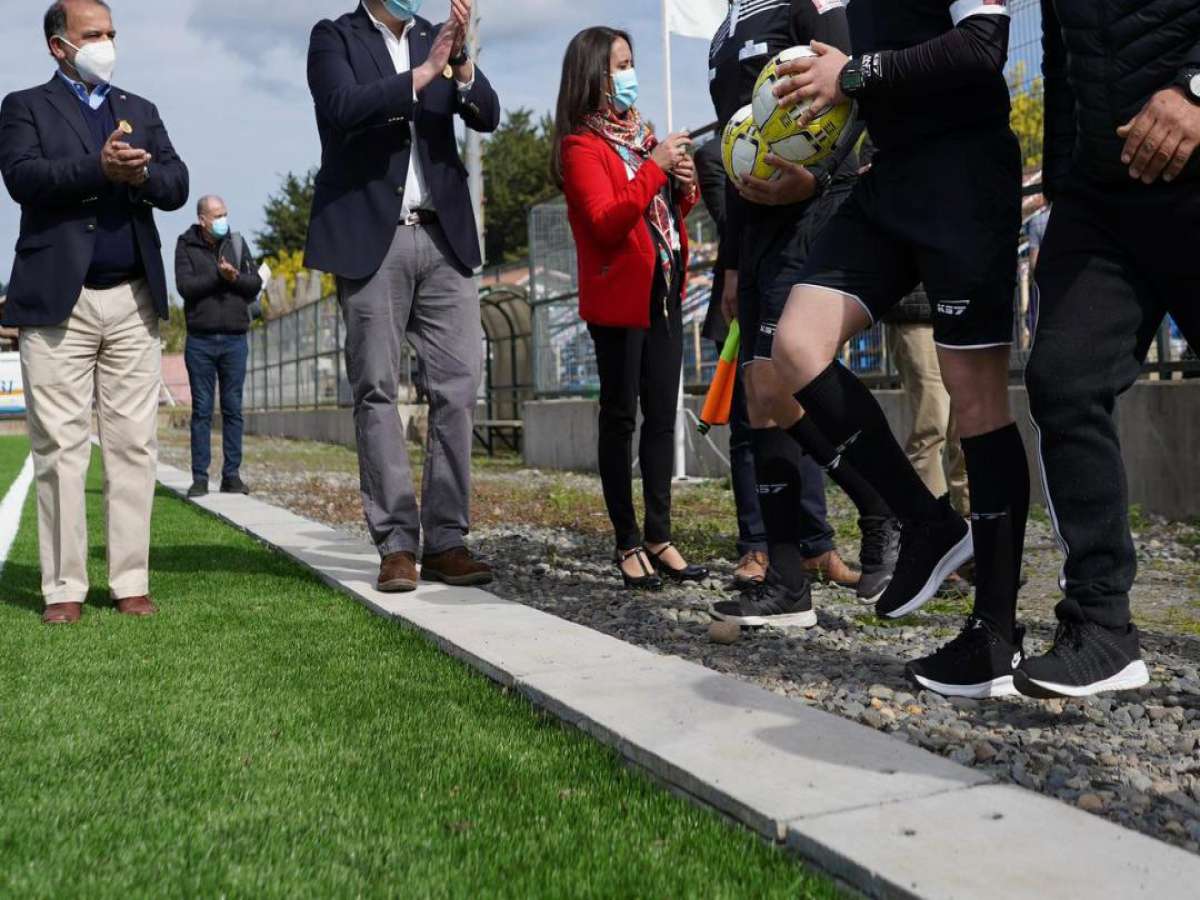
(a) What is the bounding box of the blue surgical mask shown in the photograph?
[210,217,230,238]
[383,0,424,20]
[610,68,638,113]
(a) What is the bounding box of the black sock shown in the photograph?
[751,428,811,593]
[961,423,1030,641]
[786,415,891,518]
[795,363,942,521]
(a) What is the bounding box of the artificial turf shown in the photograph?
[0,433,29,493]
[0,438,840,899]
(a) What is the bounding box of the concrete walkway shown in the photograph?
[160,463,1200,899]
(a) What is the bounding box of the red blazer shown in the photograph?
[561,132,698,329]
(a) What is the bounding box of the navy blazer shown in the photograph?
[304,7,500,279]
[0,75,189,327]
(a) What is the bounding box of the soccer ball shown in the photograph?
[720,104,778,183]
[752,46,853,166]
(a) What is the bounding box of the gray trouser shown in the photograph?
[338,223,482,558]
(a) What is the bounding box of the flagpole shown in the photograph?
[663,0,689,481]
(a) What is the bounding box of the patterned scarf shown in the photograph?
[583,107,677,288]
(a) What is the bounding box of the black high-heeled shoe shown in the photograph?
[644,542,709,583]
[615,547,663,591]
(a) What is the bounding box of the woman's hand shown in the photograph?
[672,153,697,189]
[650,131,693,174]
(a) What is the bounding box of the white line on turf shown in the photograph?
[0,454,34,575]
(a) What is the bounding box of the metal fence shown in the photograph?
[245,294,420,411]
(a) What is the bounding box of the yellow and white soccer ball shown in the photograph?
[752,45,853,166]
[720,104,779,183]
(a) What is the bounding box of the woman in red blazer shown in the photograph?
[552,26,707,590]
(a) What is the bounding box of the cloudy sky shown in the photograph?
[0,0,718,294]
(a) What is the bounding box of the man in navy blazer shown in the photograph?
[0,0,189,625]
[305,1,500,592]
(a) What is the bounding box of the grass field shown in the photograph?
[0,436,837,898]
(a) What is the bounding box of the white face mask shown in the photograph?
[58,37,117,85]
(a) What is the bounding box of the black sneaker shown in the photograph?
[1014,620,1149,699]
[875,498,973,619]
[186,480,209,498]
[856,516,899,604]
[711,570,816,629]
[907,616,1025,699]
[220,476,250,495]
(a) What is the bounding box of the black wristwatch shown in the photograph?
[1176,68,1200,105]
[839,58,866,98]
[449,47,470,67]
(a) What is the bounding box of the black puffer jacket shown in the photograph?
[1043,0,1200,198]
[175,225,263,335]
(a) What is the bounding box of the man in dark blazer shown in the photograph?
[0,0,189,625]
[305,0,500,592]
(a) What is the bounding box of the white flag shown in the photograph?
[665,0,727,40]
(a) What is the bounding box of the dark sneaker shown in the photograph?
[220,476,250,494]
[711,570,816,629]
[907,616,1025,699]
[1014,620,1149,699]
[186,480,209,498]
[856,516,899,604]
[876,498,973,619]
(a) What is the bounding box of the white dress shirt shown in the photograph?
[362,3,474,220]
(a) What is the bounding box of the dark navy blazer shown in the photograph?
[0,75,189,326]
[303,6,500,279]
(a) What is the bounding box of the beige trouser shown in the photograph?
[886,323,970,516]
[20,279,161,606]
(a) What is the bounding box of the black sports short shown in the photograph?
[797,129,1022,349]
[737,182,853,366]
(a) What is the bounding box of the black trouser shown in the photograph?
[1026,179,1200,629]
[589,294,684,550]
[722,348,769,556]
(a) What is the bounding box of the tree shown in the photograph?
[1008,64,1044,171]
[161,301,188,353]
[256,169,316,260]
[481,109,558,267]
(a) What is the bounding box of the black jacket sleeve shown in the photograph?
[307,19,416,136]
[792,0,851,54]
[865,12,1009,91]
[232,238,264,300]
[1040,0,1075,202]
[129,102,189,212]
[175,238,221,303]
[455,66,501,133]
[0,91,109,208]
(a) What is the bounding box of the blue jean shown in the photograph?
[185,333,248,482]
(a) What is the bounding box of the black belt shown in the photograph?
[402,209,438,226]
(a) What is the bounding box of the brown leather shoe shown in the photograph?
[421,546,494,587]
[378,551,418,593]
[43,602,83,625]
[733,550,768,587]
[115,595,158,616]
[802,550,861,588]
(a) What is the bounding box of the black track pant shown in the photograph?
[1026,179,1200,629]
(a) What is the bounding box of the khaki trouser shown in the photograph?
[886,323,970,516]
[20,280,161,606]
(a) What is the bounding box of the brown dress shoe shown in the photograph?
[421,546,494,587]
[733,550,768,587]
[116,595,158,616]
[802,550,861,588]
[378,551,418,593]
[43,602,83,625]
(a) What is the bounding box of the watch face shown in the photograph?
[1191,72,1200,99]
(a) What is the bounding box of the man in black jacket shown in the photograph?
[1016,0,1200,698]
[175,195,262,498]
[0,0,188,625]
[304,1,500,593]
